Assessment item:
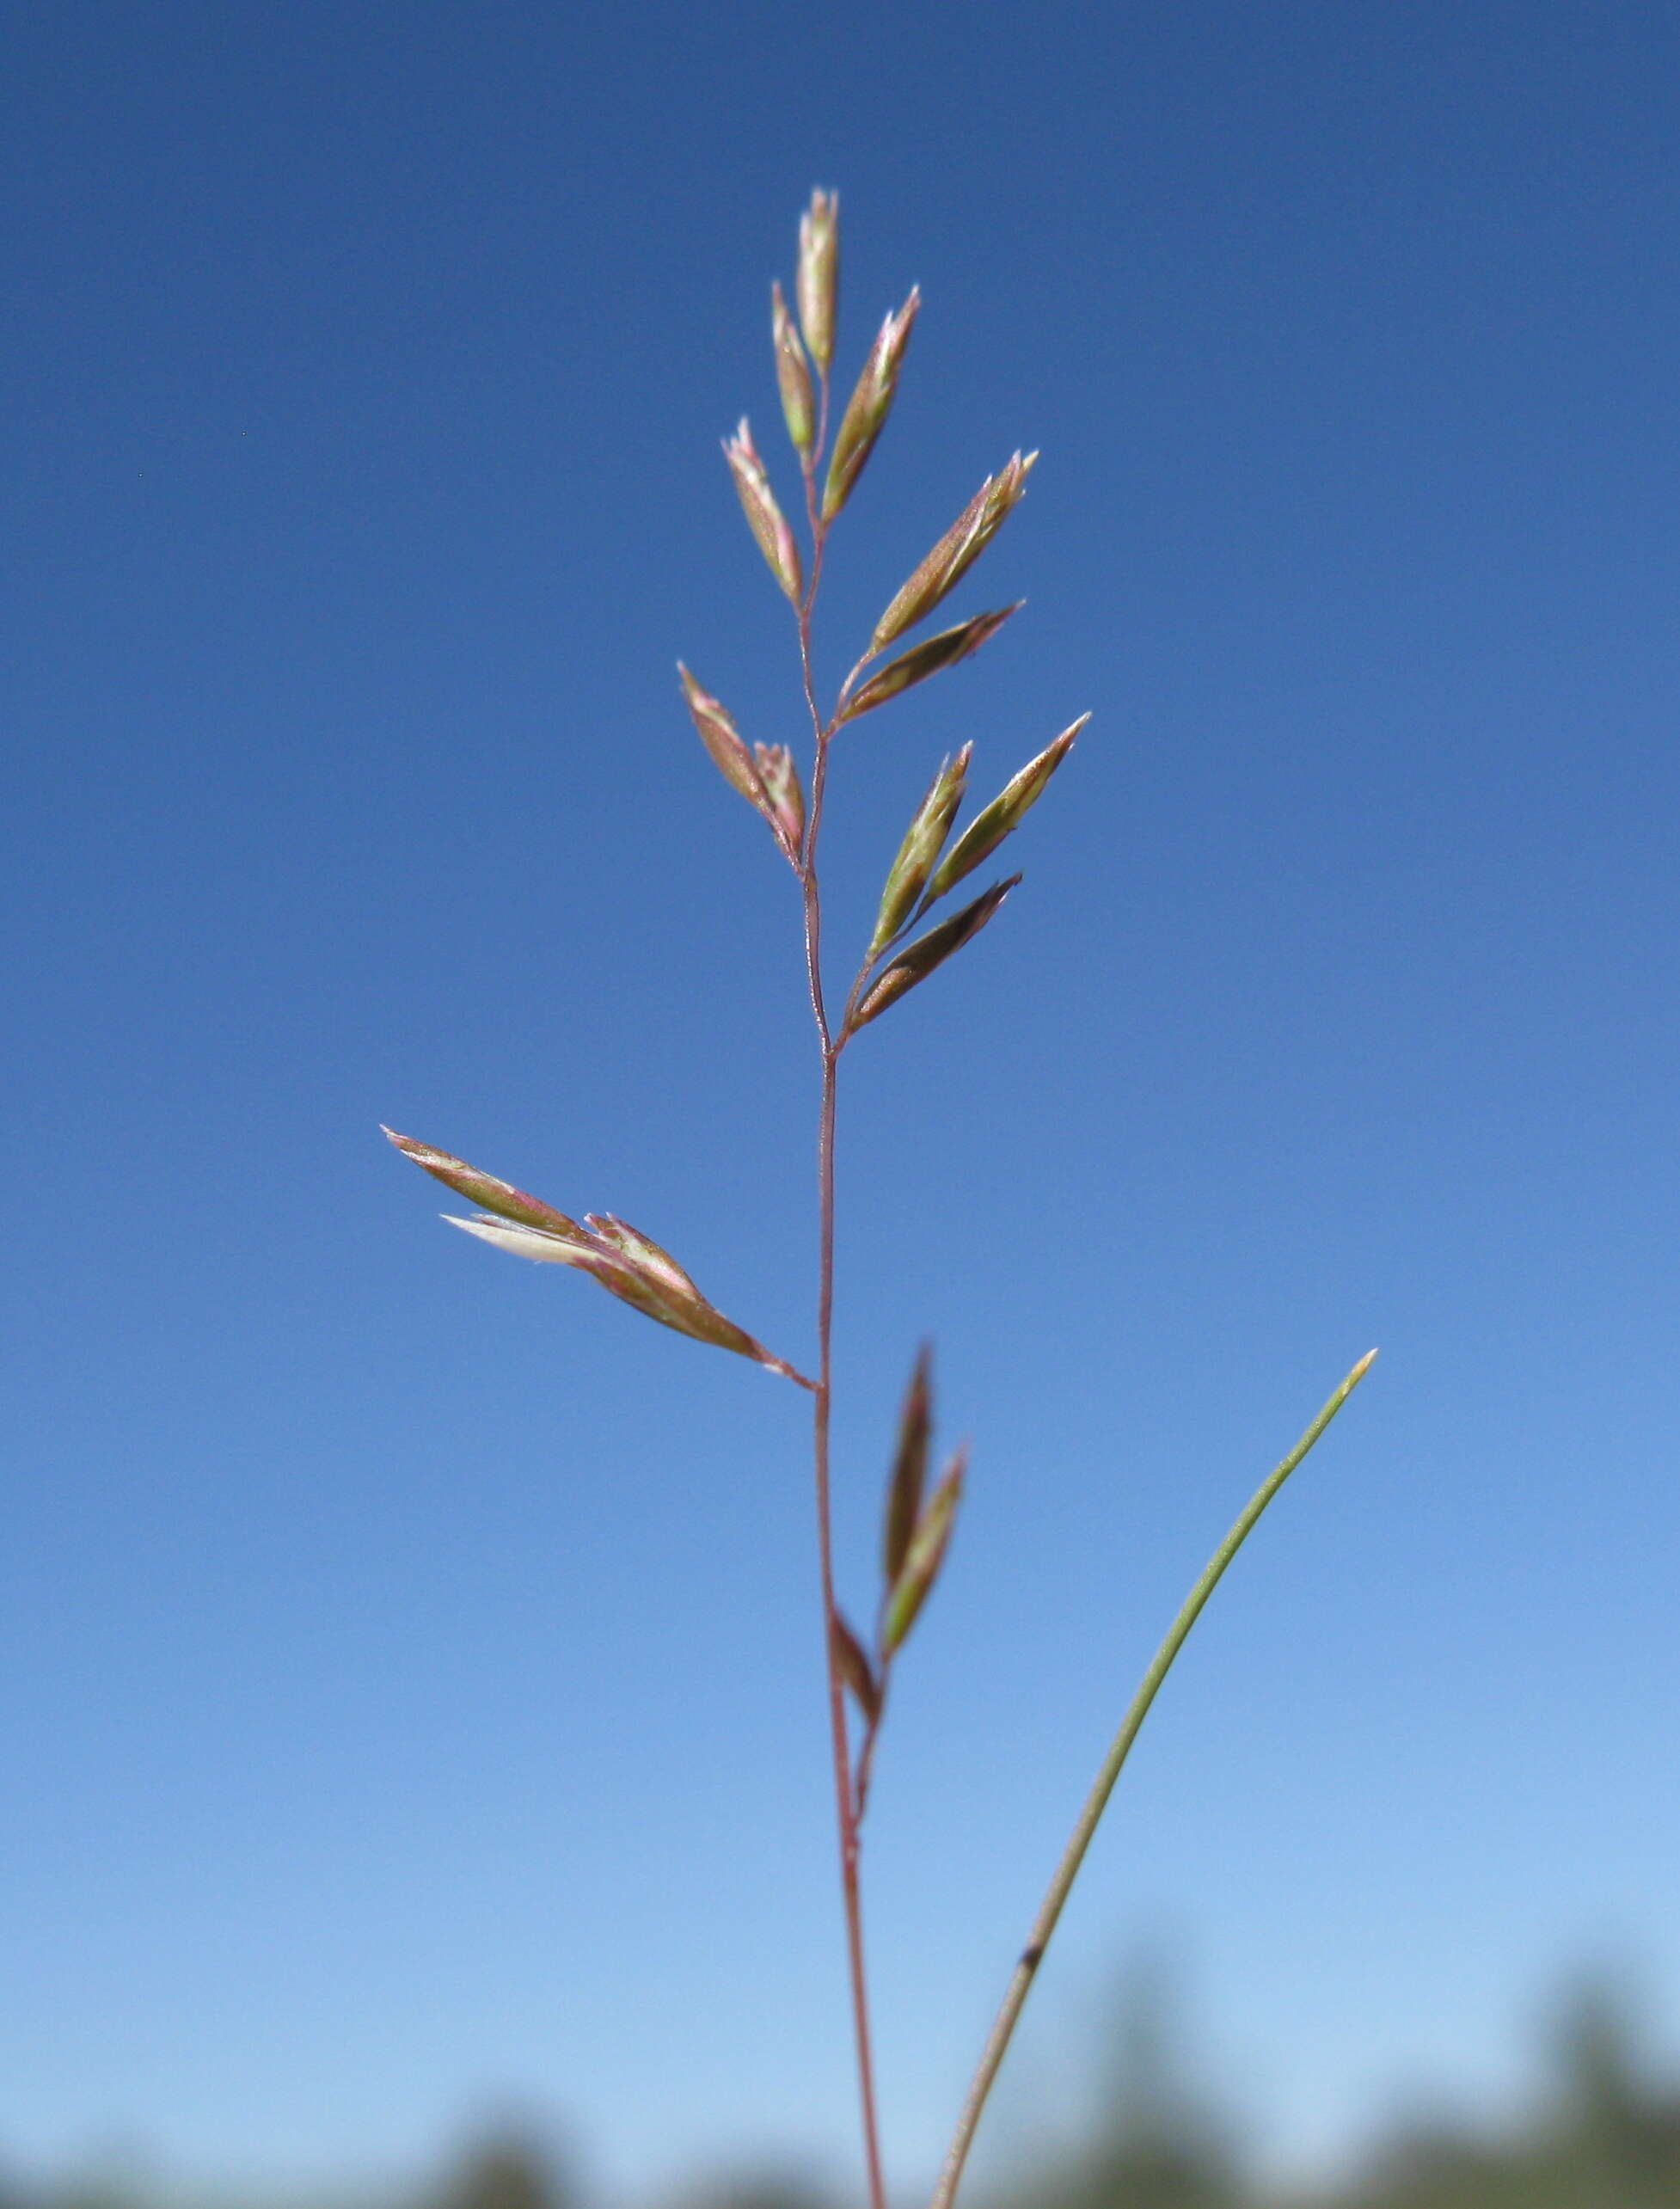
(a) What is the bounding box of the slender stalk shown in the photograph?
[930,1350,1379,2209]
[816,1039,888,2209]
[793,371,890,2209]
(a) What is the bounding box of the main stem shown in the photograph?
[795,397,889,2209]
[814,1031,887,2209]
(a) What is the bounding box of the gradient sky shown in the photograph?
[5,3,1678,2201]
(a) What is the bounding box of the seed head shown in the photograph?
[868,746,972,960]
[873,451,1038,651]
[921,715,1088,910]
[724,417,803,603]
[771,280,816,457]
[797,188,839,373]
[822,289,920,522]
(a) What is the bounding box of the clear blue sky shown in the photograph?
[5,3,1677,2200]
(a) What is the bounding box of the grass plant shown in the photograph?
[383,190,1376,2209]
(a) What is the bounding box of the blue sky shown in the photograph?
[4,3,1677,2200]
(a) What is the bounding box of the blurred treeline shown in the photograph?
[985,1973,1680,2209]
[5,1973,1677,2209]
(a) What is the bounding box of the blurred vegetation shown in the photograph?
[3,1973,1677,2209]
[992,1972,1680,2209]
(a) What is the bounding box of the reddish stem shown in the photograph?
[793,377,889,2209]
